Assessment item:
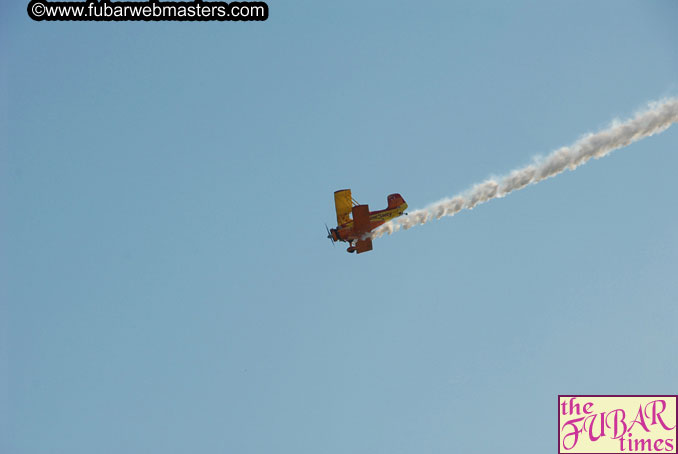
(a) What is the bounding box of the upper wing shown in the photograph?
[334,189,353,225]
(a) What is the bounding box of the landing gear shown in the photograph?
[347,246,356,253]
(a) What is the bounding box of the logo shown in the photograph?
[559,395,677,453]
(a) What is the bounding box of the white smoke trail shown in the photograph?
[371,98,678,239]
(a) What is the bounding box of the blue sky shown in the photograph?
[3,1,678,453]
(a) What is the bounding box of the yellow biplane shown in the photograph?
[326,189,407,254]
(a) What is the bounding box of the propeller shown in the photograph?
[325,223,335,246]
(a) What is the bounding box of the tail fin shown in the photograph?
[387,193,406,209]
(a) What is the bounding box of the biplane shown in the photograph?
[326,189,408,254]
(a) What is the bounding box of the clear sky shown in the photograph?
[3,1,678,453]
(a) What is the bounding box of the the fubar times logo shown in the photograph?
[559,396,677,453]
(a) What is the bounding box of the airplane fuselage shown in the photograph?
[330,194,407,243]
